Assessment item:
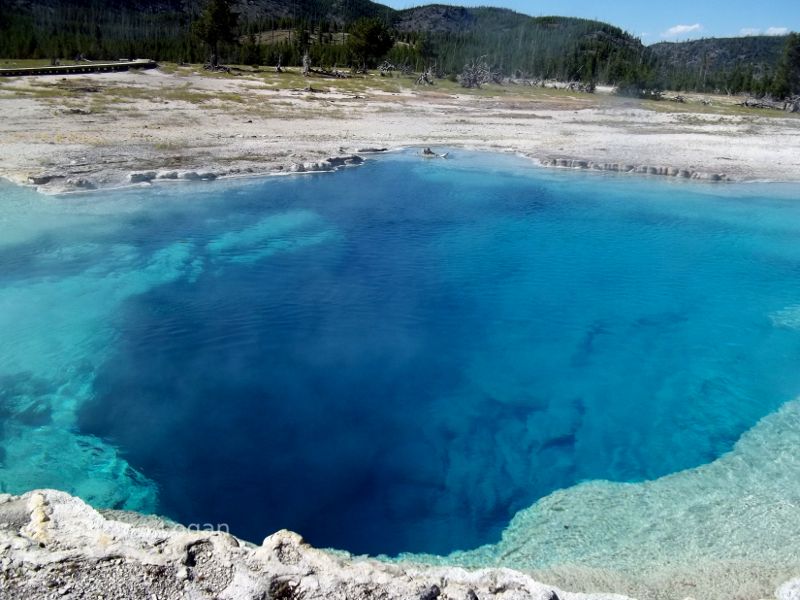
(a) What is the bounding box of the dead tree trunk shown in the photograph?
[378,61,395,75]
[460,57,495,89]
[416,64,436,85]
[739,95,800,112]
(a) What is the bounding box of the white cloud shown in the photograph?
[661,24,703,39]
[766,27,790,36]
[738,26,790,37]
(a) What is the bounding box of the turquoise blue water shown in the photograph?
[2,152,800,558]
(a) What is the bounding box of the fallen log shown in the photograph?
[737,96,800,112]
[308,67,350,79]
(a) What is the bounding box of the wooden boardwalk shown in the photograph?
[0,59,158,77]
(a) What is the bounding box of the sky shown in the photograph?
[380,0,800,44]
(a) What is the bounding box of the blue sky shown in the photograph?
[381,0,800,44]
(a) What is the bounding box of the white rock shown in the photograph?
[778,579,800,600]
[0,489,633,600]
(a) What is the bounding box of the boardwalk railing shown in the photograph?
[0,59,158,77]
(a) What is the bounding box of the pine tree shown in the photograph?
[193,0,239,66]
[772,32,800,98]
[346,18,393,69]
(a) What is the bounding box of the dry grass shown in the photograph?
[3,60,798,125]
[4,60,796,132]
[0,58,56,68]
[642,95,800,119]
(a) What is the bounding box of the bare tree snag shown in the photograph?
[459,57,498,89]
[416,64,436,86]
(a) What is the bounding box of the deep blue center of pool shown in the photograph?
[4,151,800,556]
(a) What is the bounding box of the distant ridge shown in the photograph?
[650,35,787,77]
[393,4,478,33]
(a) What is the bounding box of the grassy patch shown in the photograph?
[642,96,800,119]
[102,84,205,104]
[146,64,606,107]
[0,59,55,68]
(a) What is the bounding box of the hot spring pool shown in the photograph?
[1,151,800,570]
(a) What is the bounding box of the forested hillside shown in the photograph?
[0,0,648,84]
[651,35,787,94]
[412,15,645,81]
[0,0,795,97]
[0,0,394,62]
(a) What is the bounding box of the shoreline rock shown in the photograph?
[0,488,628,600]
[3,488,799,600]
[539,157,730,182]
[18,149,748,197]
[289,154,365,173]
[22,154,367,195]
